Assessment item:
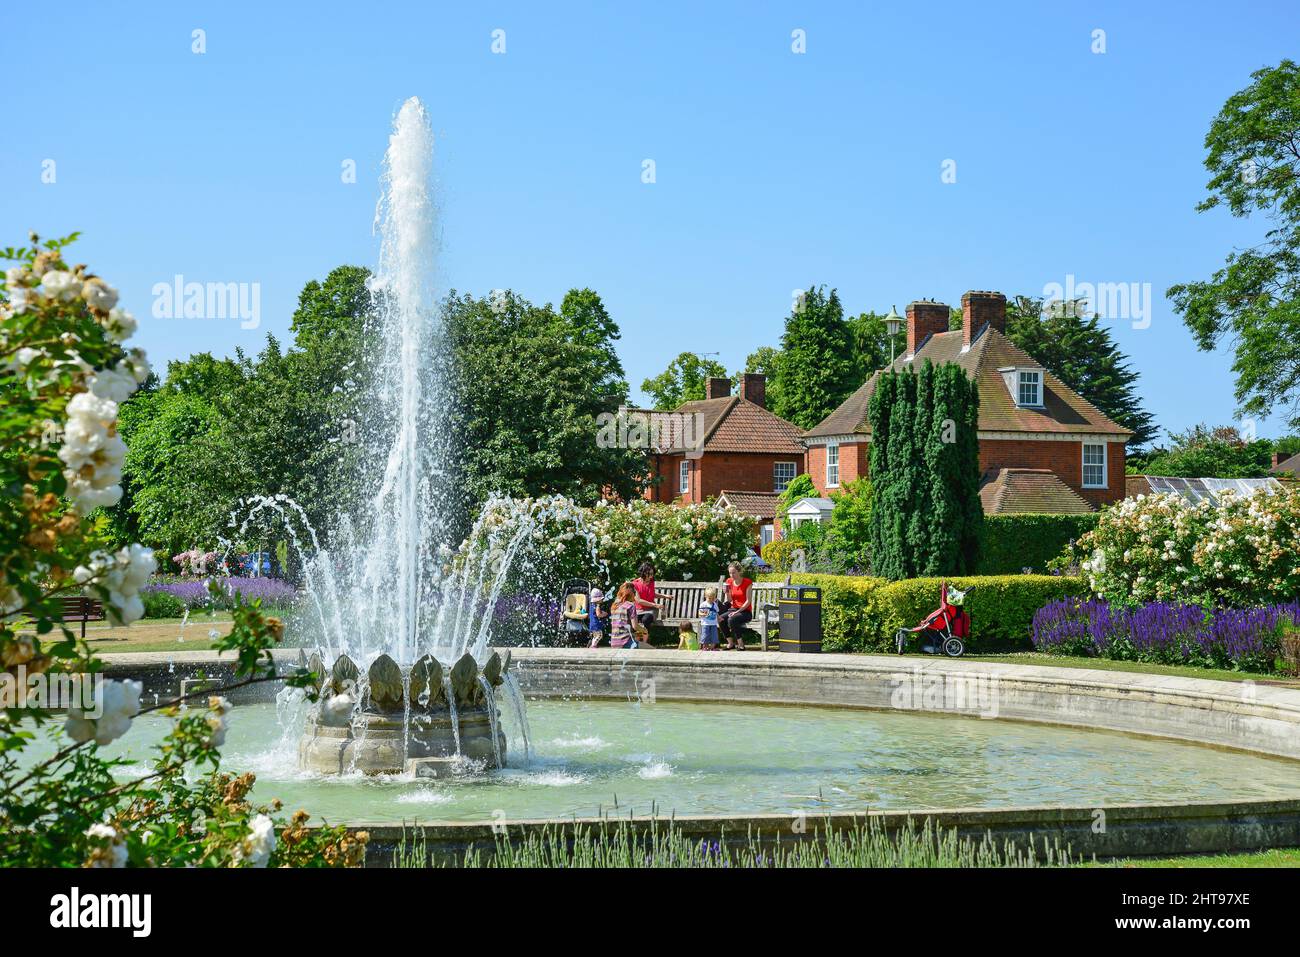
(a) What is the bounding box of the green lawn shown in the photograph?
[1094,847,1300,868]
[894,651,1300,686]
[54,613,235,654]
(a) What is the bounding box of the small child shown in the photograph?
[677,621,700,651]
[699,587,720,650]
[609,582,640,649]
[588,587,609,648]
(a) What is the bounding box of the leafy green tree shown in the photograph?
[771,285,859,429]
[847,310,900,380]
[559,288,628,397]
[444,289,647,514]
[1167,60,1300,428]
[115,267,377,558]
[823,478,873,571]
[776,472,818,523]
[1134,423,1276,477]
[641,352,727,409]
[118,381,249,559]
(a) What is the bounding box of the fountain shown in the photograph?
[288,97,552,775]
[298,649,510,776]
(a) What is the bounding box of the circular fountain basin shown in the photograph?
[99,696,1300,826]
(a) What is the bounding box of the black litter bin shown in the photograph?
[778,585,822,653]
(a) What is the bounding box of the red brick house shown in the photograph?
[643,373,804,544]
[803,291,1131,513]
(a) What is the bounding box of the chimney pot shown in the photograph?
[962,290,1007,347]
[739,373,766,408]
[906,300,950,357]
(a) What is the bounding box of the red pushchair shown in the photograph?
[895,581,971,657]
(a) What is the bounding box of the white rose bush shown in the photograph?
[465,494,756,587]
[0,235,365,867]
[1041,487,1300,673]
[1065,488,1300,608]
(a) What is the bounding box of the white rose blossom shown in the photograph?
[105,306,137,342]
[85,823,129,868]
[40,270,80,300]
[205,696,233,748]
[82,280,119,311]
[65,679,143,746]
[72,545,156,625]
[234,814,276,868]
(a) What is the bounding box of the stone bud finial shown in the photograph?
[409,654,444,710]
[450,653,479,708]
[367,654,404,712]
[331,654,359,695]
[482,651,503,688]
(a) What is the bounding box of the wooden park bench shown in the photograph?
[59,595,106,640]
[650,580,783,650]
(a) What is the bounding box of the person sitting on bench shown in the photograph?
[719,562,753,651]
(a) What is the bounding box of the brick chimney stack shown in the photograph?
[962,290,1007,348]
[704,376,731,400]
[906,300,950,356]
[739,373,766,408]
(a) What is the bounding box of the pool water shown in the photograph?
[103,698,1300,824]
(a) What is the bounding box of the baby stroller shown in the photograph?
[560,579,591,645]
[895,581,971,657]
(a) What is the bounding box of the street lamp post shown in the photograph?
[884,305,903,364]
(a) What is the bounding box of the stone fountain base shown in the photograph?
[298,649,511,776]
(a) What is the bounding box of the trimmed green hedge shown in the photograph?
[763,572,1089,652]
[978,514,1098,575]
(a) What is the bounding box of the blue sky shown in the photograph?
[4,1,1296,441]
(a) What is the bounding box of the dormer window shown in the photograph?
[1017,370,1042,407]
[1000,366,1044,408]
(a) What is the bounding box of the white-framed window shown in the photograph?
[1017,370,1042,406]
[678,459,691,495]
[773,461,797,492]
[1082,442,1107,488]
[825,443,840,488]
[760,524,775,547]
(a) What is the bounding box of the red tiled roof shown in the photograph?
[979,468,1095,514]
[716,490,779,520]
[805,325,1132,440]
[662,396,805,454]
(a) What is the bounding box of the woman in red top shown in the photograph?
[632,561,663,634]
[720,561,753,650]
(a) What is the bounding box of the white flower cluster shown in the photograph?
[233,814,276,868]
[84,823,128,868]
[66,678,143,746]
[58,356,150,516]
[1078,487,1300,606]
[73,545,157,625]
[205,696,232,748]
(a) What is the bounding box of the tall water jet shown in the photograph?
[287,99,604,775]
[366,96,444,666]
[295,97,504,774]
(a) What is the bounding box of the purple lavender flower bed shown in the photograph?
[142,576,298,610]
[1032,597,1300,672]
